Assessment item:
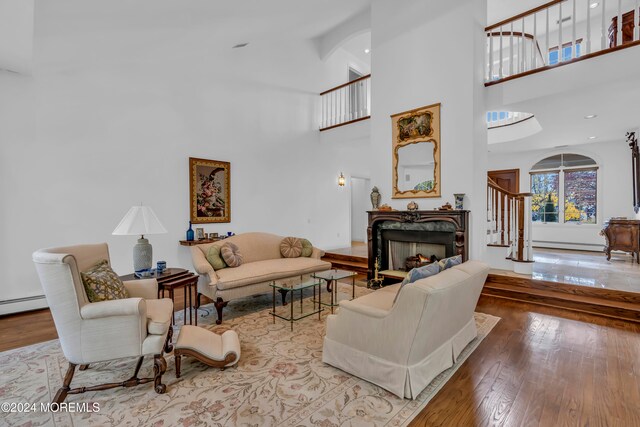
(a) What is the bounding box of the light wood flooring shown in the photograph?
[2,294,639,425]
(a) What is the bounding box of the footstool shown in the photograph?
[174,325,241,378]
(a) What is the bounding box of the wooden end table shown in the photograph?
[120,268,199,326]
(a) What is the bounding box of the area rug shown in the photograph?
[0,284,499,426]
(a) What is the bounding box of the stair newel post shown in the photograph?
[525,194,534,261]
[516,195,525,261]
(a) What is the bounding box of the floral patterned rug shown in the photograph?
[0,283,499,426]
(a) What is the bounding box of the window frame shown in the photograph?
[529,157,599,226]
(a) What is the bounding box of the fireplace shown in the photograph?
[367,210,469,280]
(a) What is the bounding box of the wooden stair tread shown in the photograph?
[484,281,640,311]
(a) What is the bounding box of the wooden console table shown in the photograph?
[120,268,199,325]
[601,219,640,263]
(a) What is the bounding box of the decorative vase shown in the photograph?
[370,187,381,210]
[454,194,465,210]
[186,221,194,241]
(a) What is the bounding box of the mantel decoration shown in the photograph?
[454,193,465,210]
[370,186,381,210]
[189,157,231,223]
[391,103,441,199]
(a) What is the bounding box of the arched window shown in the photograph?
[530,153,598,224]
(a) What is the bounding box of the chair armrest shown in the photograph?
[311,247,325,259]
[80,298,146,320]
[338,299,390,318]
[123,279,158,300]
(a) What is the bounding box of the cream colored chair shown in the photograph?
[32,243,174,403]
[322,261,489,399]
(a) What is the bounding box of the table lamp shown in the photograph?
[112,205,167,271]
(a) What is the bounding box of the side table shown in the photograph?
[312,269,357,314]
[120,268,199,326]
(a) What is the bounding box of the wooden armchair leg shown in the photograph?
[164,326,174,353]
[214,297,228,325]
[79,364,89,371]
[53,363,77,404]
[154,354,167,394]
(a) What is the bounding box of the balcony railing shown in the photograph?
[319,74,371,131]
[486,0,640,85]
[487,111,535,128]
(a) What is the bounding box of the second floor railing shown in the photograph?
[486,0,640,85]
[320,74,371,131]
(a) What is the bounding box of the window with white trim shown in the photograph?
[530,153,598,224]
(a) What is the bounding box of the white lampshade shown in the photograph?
[112,206,167,236]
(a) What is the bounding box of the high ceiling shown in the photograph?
[36,0,374,46]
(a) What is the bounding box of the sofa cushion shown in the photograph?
[221,242,244,267]
[280,237,302,258]
[80,260,129,302]
[206,245,227,270]
[395,262,441,304]
[216,258,331,290]
[347,288,396,313]
[300,239,313,257]
[438,255,462,270]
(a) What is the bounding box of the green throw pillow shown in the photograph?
[206,245,227,270]
[300,239,313,257]
[80,260,129,303]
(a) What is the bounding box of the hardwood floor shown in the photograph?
[410,295,640,426]
[2,294,639,425]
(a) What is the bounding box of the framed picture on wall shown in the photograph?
[189,157,231,223]
[391,103,441,199]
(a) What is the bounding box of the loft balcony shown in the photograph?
[485,0,640,86]
[319,74,371,131]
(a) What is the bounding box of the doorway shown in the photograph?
[488,168,520,192]
[350,176,370,243]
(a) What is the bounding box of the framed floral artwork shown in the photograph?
[189,157,231,223]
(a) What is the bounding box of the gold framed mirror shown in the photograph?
[391,103,441,199]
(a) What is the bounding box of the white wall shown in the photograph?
[0,0,34,74]
[369,0,488,259]
[0,9,370,312]
[488,139,634,249]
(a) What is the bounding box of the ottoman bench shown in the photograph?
[174,325,241,378]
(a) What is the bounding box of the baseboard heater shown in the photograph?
[0,295,48,316]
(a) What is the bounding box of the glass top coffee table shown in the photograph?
[312,269,357,314]
[270,280,323,331]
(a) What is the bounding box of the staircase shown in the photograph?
[487,178,534,274]
[321,252,368,275]
[483,273,640,323]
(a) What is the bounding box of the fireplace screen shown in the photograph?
[388,241,446,271]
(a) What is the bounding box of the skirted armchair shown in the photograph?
[32,243,174,403]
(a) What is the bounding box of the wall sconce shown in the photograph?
[338,172,346,187]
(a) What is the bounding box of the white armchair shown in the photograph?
[32,243,174,403]
[322,261,489,399]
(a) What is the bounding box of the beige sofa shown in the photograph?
[191,232,331,324]
[322,260,489,399]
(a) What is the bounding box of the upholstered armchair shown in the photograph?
[32,243,174,403]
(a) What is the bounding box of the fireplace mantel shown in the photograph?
[367,210,469,280]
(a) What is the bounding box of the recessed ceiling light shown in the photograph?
[584,114,598,119]
[588,136,597,139]
[364,48,371,54]
[232,43,249,49]
[589,2,599,9]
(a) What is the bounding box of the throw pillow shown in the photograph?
[81,260,129,303]
[280,237,303,258]
[206,245,227,270]
[438,255,463,271]
[300,239,313,257]
[221,242,244,267]
[394,262,441,304]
